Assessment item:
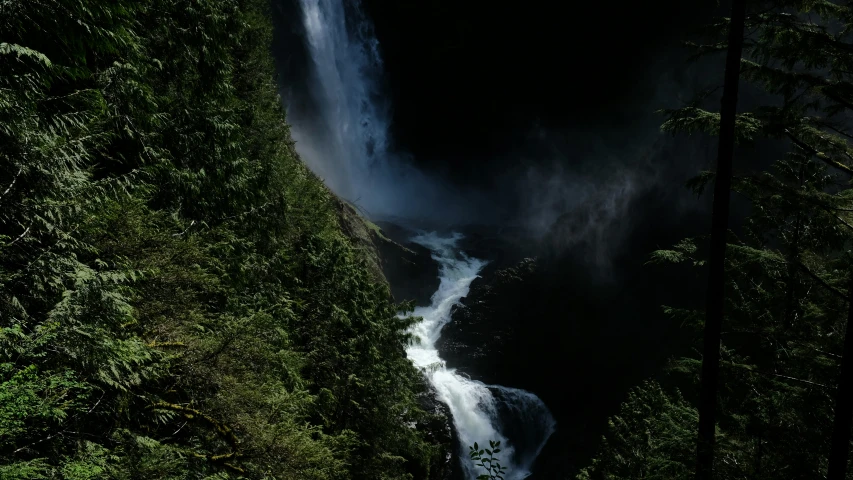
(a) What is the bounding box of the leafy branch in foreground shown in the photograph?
[469,440,508,480]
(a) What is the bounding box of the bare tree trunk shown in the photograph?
[828,280,853,480]
[695,0,747,478]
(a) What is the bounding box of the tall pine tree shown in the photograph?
[696,0,748,477]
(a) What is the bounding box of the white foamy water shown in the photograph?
[406,232,556,479]
[289,2,555,473]
[294,0,388,203]
[291,0,486,223]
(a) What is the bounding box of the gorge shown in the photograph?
[277,0,561,474]
[274,0,708,476]
[404,232,555,478]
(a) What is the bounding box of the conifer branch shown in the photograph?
[0,167,21,204]
[769,373,830,390]
[217,201,272,221]
[785,130,853,175]
[171,220,196,237]
[826,209,853,231]
[794,260,847,301]
[13,432,62,455]
[815,121,853,141]
[789,341,842,360]
[818,89,853,114]
[7,224,31,246]
[148,401,242,468]
[146,341,186,348]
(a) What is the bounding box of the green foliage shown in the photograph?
[577,382,697,480]
[583,1,853,478]
[659,108,761,143]
[647,238,702,266]
[0,0,445,479]
[469,441,508,480]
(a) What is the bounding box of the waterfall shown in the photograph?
[288,0,491,224]
[406,232,556,479]
[290,0,423,220]
[293,0,388,204]
[288,2,556,473]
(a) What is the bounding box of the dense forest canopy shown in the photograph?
[0,0,448,478]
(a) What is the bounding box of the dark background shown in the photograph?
[358,0,720,186]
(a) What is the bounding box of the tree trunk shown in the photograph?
[695,0,747,478]
[827,280,853,480]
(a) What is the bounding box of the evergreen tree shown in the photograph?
[583,1,853,478]
[0,0,447,478]
[695,0,748,477]
[829,281,853,479]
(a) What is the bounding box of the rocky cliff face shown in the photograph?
[373,221,442,306]
[335,200,441,305]
[414,384,455,479]
[437,257,539,386]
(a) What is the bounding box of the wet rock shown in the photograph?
[334,202,440,305]
[437,257,540,386]
[415,383,455,480]
[455,224,537,277]
[334,199,387,284]
[373,223,440,306]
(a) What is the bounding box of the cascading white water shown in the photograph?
[295,0,388,204]
[290,0,489,223]
[406,232,556,479]
[289,2,556,474]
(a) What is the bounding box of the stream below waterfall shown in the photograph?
[283,0,557,473]
[404,232,556,479]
